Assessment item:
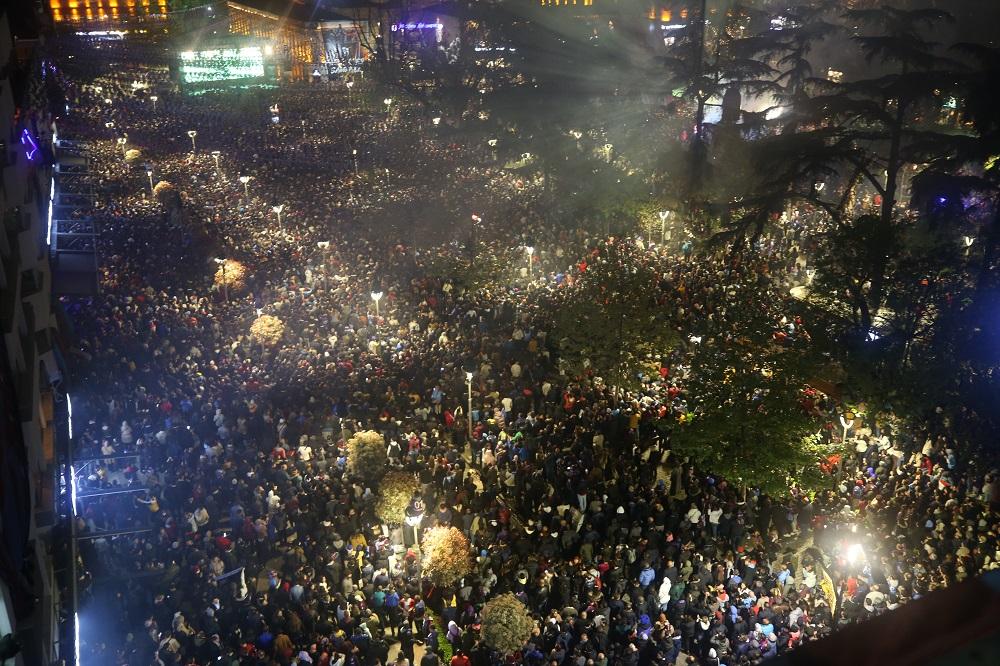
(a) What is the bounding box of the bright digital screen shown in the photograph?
[179,47,265,85]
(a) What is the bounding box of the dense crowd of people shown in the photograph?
[53,37,1000,666]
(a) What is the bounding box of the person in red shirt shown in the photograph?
[450,650,471,666]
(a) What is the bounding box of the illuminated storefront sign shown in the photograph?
[391,22,443,31]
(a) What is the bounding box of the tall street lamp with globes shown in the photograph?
[213,258,229,302]
[146,168,154,194]
[272,204,284,231]
[150,95,158,112]
[187,130,198,153]
[239,175,251,197]
[526,246,535,278]
[370,291,384,319]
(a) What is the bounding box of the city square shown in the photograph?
[1,1,999,665]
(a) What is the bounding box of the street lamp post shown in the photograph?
[211,150,221,176]
[487,138,497,162]
[150,95,158,113]
[187,130,198,153]
[658,210,670,244]
[466,371,474,438]
[239,175,251,197]
[146,169,154,194]
[370,291,384,319]
[470,214,481,256]
[352,149,358,176]
[317,241,330,289]
[526,246,535,278]
[964,235,975,256]
[840,410,856,445]
[383,97,393,115]
[117,137,127,157]
[214,258,229,302]
[432,116,441,126]
[272,204,284,231]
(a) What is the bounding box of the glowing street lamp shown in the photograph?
[345,80,354,92]
[383,97,393,111]
[432,116,441,126]
[211,150,221,174]
[845,543,865,565]
[470,214,481,251]
[150,95,158,112]
[370,291,384,319]
[272,204,284,231]
[146,168,154,194]
[239,175,251,197]
[352,148,358,175]
[105,121,114,130]
[466,371,474,437]
[104,98,113,105]
[658,210,670,243]
[525,246,535,278]
[404,497,424,544]
[213,257,229,302]
[116,136,127,157]
[187,130,198,153]
[840,410,856,444]
[964,235,975,256]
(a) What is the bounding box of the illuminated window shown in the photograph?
[661,9,672,22]
[648,8,655,19]
[680,8,688,19]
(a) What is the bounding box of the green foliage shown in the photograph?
[668,284,827,494]
[421,248,517,295]
[548,239,679,393]
[426,609,453,663]
[480,593,535,656]
[346,430,387,484]
[421,526,472,587]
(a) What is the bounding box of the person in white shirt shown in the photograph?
[708,506,723,537]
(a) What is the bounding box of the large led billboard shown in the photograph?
[178,47,265,86]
